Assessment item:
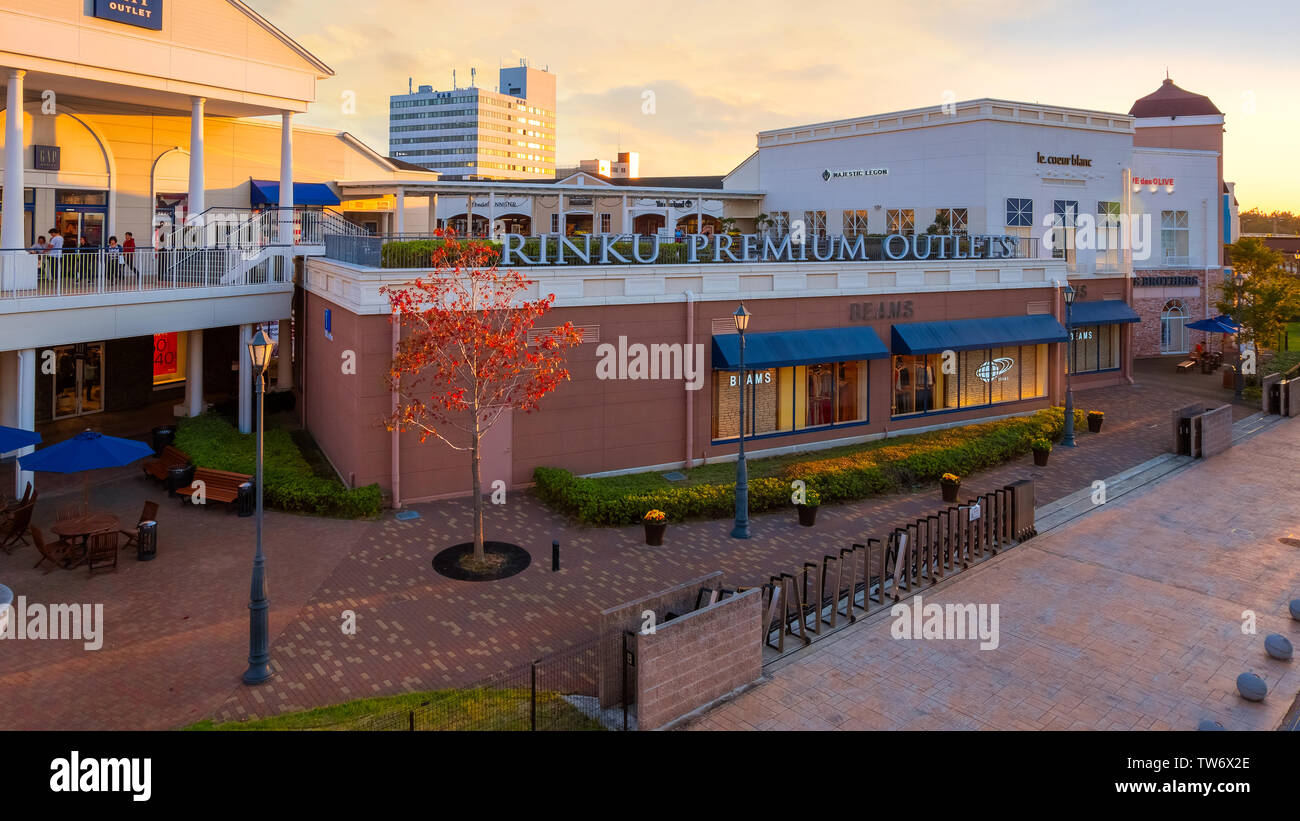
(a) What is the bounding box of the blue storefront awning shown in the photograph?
[712,326,890,370]
[891,314,1068,355]
[1068,299,1141,327]
[249,179,341,207]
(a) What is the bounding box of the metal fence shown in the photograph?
[0,247,293,299]
[351,635,613,731]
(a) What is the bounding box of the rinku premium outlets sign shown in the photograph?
[1134,275,1198,287]
[500,232,1023,266]
[93,0,163,30]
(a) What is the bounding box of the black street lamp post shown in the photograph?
[731,304,751,540]
[1233,272,1246,401]
[243,328,275,685]
[1062,284,1077,447]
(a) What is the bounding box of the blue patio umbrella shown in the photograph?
[0,425,41,456]
[1186,314,1242,335]
[19,430,155,506]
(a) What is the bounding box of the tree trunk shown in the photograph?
[471,401,484,563]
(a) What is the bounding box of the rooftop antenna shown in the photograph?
[408,77,413,94]
[452,69,457,89]
[471,67,477,88]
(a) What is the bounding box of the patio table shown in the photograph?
[52,513,121,563]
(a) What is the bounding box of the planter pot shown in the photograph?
[1087,417,1103,433]
[796,504,819,527]
[1033,449,1050,467]
[644,522,667,546]
[941,482,960,503]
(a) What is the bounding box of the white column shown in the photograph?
[15,348,35,497]
[558,197,566,235]
[465,195,473,237]
[187,97,206,223]
[180,330,204,417]
[395,189,405,234]
[238,324,253,434]
[622,195,629,235]
[696,199,703,234]
[277,319,293,391]
[488,194,496,239]
[428,194,439,233]
[2,69,25,252]
[278,111,294,248]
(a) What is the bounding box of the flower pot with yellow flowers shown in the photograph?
[795,487,821,527]
[940,472,962,503]
[1031,437,1052,467]
[643,510,668,545]
[1087,410,1104,433]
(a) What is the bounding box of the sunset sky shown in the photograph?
[254,0,1299,212]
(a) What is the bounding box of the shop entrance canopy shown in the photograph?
[1067,300,1141,327]
[891,314,1068,355]
[249,180,341,207]
[712,326,890,371]
[1186,314,1242,334]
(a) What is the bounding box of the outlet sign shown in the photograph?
[92,0,163,31]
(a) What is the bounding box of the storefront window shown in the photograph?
[153,332,189,387]
[893,345,1046,418]
[713,360,870,441]
[1067,324,1121,374]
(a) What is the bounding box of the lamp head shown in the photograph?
[733,303,751,333]
[1062,284,1076,305]
[248,329,274,374]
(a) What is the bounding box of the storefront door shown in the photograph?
[52,343,106,420]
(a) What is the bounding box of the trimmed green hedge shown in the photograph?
[175,414,382,519]
[534,408,1087,526]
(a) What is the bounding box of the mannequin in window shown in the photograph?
[893,357,912,414]
[915,359,934,412]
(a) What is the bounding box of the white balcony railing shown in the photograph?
[0,247,292,301]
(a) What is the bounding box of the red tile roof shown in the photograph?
[1129,78,1222,118]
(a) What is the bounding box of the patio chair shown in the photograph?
[3,482,32,515]
[1,501,35,553]
[86,530,120,575]
[31,527,78,572]
[56,503,88,522]
[120,500,160,549]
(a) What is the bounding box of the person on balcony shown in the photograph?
[122,232,138,275]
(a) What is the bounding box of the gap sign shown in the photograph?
[93,0,163,31]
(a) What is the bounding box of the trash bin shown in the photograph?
[1176,416,1194,456]
[136,521,158,561]
[151,425,177,456]
[237,482,255,517]
[166,463,195,498]
[1222,366,1237,390]
[1269,381,1282,415]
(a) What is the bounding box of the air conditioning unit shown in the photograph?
[1005,479,1036,541]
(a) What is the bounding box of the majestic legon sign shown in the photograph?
[501,233,1023,266]
[92,0,163,30]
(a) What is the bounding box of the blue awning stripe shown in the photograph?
[711,326,890,370]
[891,314,1069,355]
[1068,299,1141,327]
[249,179,341,207]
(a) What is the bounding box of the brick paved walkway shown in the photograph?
[0,381,1263,729]
[684,413,1300,731]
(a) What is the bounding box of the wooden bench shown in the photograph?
[143,446,191,482]
[1176,360,1196,373]
[176,467,252,511]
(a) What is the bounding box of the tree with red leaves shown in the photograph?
[382,232,582,570]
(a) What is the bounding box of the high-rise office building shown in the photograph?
[389,64,557,180]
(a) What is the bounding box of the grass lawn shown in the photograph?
[184,687,604,731]
[1287,321,1300,352]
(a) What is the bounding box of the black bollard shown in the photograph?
[551,539,560,572]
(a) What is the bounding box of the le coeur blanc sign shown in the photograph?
[500,232,1025,266]
[92,0,163,30]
